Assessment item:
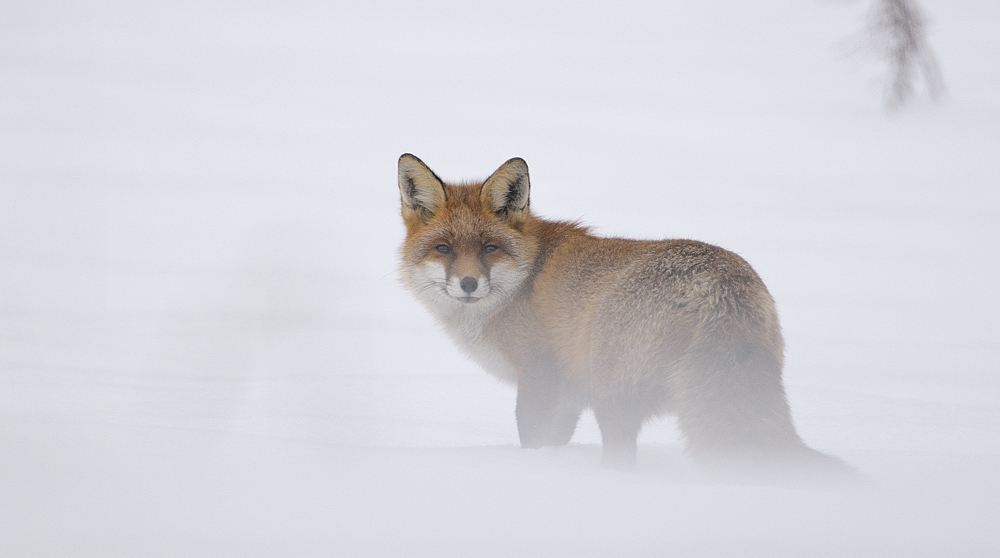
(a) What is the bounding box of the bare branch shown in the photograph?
[855,0,945,110]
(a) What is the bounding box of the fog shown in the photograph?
[2,1,998,555]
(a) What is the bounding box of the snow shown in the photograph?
[2,0,999,555]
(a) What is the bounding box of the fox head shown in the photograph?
[398,154,539,319]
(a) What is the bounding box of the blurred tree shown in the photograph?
[858,0,945,109]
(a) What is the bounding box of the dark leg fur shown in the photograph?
[516,373,585,448]
[544,393,586,445]
[592,398,649,471]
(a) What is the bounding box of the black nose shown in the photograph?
[460,276,478,293]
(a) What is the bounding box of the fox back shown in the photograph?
[398,153,852,476]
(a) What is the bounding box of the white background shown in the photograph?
[2,1,998,555]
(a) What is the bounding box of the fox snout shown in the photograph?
[440,252,491,302]
[447,273,489,302]
[460,277,478,293]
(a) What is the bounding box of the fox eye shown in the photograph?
[435,244,452,254]
[482,244,499,254]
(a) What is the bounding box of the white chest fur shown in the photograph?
[440,310,518,384]
[402,260,522,383]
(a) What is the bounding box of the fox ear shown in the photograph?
[398,153,446,223]
[481,158,530,224]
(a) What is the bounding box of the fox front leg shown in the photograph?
[515,371,583,448]
[592,400,643,470]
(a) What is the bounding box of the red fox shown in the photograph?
[397,153,849,473]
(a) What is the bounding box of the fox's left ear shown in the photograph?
[481,158,530,224]
[398,153,447,224]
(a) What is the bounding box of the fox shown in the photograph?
[397,153,850,474]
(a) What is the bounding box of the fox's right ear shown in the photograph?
[481,158,530,225]
[398,153,446,224]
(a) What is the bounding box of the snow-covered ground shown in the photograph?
[2,1,999,555]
